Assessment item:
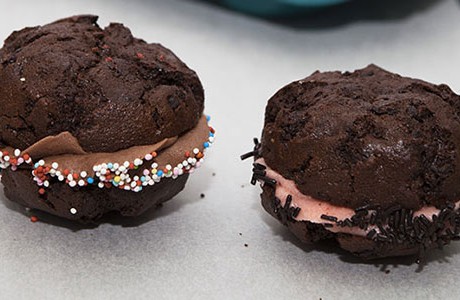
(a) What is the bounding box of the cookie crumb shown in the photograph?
[200,193,205,198]
[244,243,248,247]
[239,233,242,236]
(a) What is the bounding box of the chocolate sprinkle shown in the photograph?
[355,204,371,213]
[344,219,354,227]
[252,174,277,186]
[240,138,262,161]
[320,214,338,222]
[252,168,266,176]
[253,163,266,170]
[292,207,301,218]
[240,150,259,161]
[272,194,302,225]
[366,229,377,239]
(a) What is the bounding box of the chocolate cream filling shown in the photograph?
[0,115,212,191]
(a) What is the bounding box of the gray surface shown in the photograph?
[1,0,460,299]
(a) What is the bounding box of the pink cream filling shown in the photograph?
[256,158,460,237]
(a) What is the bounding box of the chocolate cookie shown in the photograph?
[243,65,460,259]
[0,15,203,152]
[0,15,214,222]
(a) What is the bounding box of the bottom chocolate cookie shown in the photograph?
[2,168,189,222]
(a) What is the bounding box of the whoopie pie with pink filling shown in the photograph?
[243,64,460,259]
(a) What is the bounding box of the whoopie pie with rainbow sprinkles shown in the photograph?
[0,15,213,221]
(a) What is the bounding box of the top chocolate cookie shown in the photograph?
[261,64,460,210]
[0,15,204,153]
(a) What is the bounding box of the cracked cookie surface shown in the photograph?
[0,15,204,153]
